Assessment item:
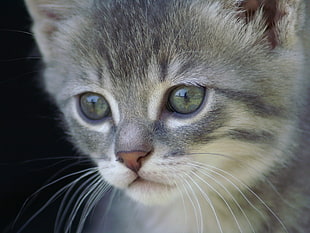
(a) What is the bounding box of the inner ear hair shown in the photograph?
[237,0,285,49]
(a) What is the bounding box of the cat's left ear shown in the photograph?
[25,0,89,60]
[237,0,304,49]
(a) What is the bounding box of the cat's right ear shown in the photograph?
[236,0,304,49]
[25,0,75,21]
[24,0,83,60]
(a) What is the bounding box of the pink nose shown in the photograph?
[116,151,150,172]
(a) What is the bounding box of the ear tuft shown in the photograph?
[25,0,75,21]
[237,0,285,49]
[25,0,75,38]
[25,0,80,60]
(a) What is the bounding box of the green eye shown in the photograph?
[79,92,110,121]
[168,85,205,114]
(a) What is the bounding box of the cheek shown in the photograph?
[189,140,280,189]
[67,122,115,158]
[64,101,116,155]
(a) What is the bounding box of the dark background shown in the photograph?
[0,1,90,232]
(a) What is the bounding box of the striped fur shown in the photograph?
[25,0,309,232]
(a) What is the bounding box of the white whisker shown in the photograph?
[55,172,100,232]
[15,168,98,233]
[76,181,110,233]
[178,173,202,233]
[0,57,42,62]
[64,174,103,233]
[99,188,118,229]
[191,160,288,233]
[0,29,34,36]
[190,170,243,233]
[173,178,188,232]
[44,160,93,185]
[189,162,256,233]
[183,172,223,233]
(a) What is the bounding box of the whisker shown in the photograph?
[194,161,271,230]
[183,172,223,233]
[77,181,111,233]
[20,156,89,172]
[189,170,243,233]
[0,29,34,36]
[0,57,41,62]
[43,159,93,185]
[16,172,93,233]
[171,175,188,232]
[188,151,299,209]
[29,168,98,200]
[20,156,89,164]
[16,183,70,233]
[188,152,240,162]
[189,162,256,233]
[55,171,100,232]
[178,173,201,233]
[98,187,118,230]
[189,158,288,233]
[63,174,103,233]
[14,168,98,233]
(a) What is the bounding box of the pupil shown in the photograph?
[87,96,99,103]
[176,89,189,101]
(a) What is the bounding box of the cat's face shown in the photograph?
[25,0,303,205]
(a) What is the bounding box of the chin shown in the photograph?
[125,178,179,205]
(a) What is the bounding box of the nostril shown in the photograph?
[116,150,150,172]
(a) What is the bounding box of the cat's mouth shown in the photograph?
[128,176,175,190]
[126,176,178,204]
[129,176,163,187]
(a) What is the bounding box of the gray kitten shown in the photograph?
[24,0,309,232]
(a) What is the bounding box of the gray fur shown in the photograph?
[25,0,309,232]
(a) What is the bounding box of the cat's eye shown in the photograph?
[167,85,205,115]
[79,92,110,121]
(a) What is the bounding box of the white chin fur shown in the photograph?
[125,179,179,205]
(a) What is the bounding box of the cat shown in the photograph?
[22,0,309,232]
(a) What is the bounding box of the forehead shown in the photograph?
[92,1,195,83]
[71,1,227,86]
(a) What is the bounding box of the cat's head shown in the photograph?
[25,0,305,205]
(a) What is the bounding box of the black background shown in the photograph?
[0,1,89,232]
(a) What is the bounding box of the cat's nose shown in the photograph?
[116,150,150,172]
